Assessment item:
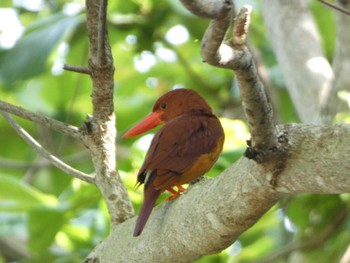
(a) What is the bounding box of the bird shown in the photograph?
[123,88,225,236]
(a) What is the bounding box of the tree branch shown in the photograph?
[275,124,350,194]
[97,0,108,65]
[232,7,276,153]
[179,0,234,19]
[63,64,91,75]
[317,0,350,16]
[86,124,350,262]
[0,111,95,184]
[0,100,80,139]
[200,2,233,65]
[83,0,134,224]
[261,0,334,124]
[201,6,277,162]
[323,0,350,118]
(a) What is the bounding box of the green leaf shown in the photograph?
[28,207,67,253]
[0,13,82,84]
[0,175,57,211]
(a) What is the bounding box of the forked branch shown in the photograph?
[201,6,278,161]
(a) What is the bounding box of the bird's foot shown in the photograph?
[165,184,186,201]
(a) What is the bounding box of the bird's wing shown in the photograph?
[138,114,224,189]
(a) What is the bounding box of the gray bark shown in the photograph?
[86,124,350,262]
[261,0,334,124]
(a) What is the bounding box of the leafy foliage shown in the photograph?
[0,0,348,262]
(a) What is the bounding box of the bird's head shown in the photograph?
[123,89,212,138]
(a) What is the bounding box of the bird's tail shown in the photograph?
[134,181,161,237]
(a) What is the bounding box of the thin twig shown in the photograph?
[0,100,81,139]
[317,0,350,16]
[0,111,95,184]
[63,64,91,75]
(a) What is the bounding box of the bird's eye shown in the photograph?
[160,102,167,109]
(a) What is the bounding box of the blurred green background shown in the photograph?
[0,0,349,262]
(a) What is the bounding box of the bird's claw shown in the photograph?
[165,184,186,201]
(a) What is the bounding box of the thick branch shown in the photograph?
[275,124,350,194]
[87,158,278,263]
[261,0,334,124]
[235,51,277,153]
[0,100,80,139]
[0,112,95,184]
[323,0,350,118]
[84,0,134,224]
[86,124,350,262]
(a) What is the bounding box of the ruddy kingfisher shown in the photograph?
[124,88,224,236]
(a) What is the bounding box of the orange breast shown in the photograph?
[178,135,224,185]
